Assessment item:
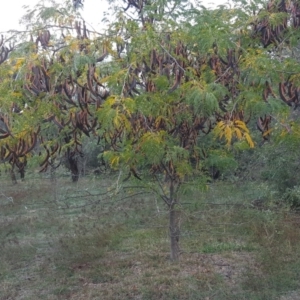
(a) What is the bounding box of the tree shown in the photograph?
[92,0,257,260]
[0,0,111,181]
[82,0,300,259]
[0,0,300,260]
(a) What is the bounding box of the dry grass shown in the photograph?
[1,174,300,299]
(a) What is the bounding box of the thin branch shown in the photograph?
[159,43,185,74]
[214,67,231,84]
[154,173,170,206]
[0,192,14,203]
[121,64,131,97]
[142,115,153,132]
[269,114,292,133]
[115,169,123,193]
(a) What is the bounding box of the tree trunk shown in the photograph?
[50,163,56,181]
[168,179,180,261]
[169,204,180,261]
[19,159,27,181]
[68,153,79,182]
[10,168,17,184]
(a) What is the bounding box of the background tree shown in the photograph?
[0,0,111,181]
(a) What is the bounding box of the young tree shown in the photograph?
[0,0,299,260]
[96,0,300,259]
[96,0,257,260]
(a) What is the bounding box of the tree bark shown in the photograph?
[10,168,17,184]
[168,179,180,261]
[19,159,26,181]
[169,204,180,261]
[68,153,79,182]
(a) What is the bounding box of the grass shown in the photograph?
[1,172,300,299]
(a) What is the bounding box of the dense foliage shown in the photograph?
[1,0,300,259]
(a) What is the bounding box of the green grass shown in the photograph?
[1,173,300,299]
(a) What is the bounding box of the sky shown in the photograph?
[0,0,230,33]
[0,0,109,33]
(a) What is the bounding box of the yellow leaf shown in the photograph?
[113,110,120,127]
[216,121,225,130]
[155,116,164,128]
[107,95,120,106]
[244,133,255,148]
[224,125,232,146]
[234,120,249,133]
[13,58,25,71]
[70,41,79,51]
[234,127,243,140]
[263,129,272,137]
[110,156,120,168]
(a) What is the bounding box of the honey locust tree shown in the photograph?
[0,0,249,259]
[233,0,300,203]
[97,0,300,260]
[95,0,261,261]
[0,0,111,181]
[0,0,298,260]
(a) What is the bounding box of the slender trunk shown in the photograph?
[169,204,180,261]
[17,158,27,181]
[169,179,180,261]
[20,168,25,181]
[10,168,17,184]
[68,154,79,182]
[50,164,56,181]
[19,162,26,181]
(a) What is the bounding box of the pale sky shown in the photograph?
[0,0,230,33]
[0,0,109,32]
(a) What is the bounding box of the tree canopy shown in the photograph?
[1,0,300,259]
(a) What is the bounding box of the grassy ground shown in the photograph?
[1,172,300,299]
